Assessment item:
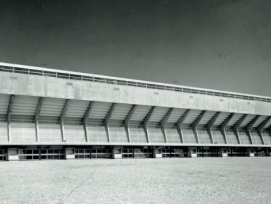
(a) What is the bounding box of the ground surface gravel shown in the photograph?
[0,157,271,204]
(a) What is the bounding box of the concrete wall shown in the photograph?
[1,72,271,116]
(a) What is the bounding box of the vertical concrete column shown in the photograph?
[207,112,221,144]
[105,104,116,143]
[192,111,206,144]
[34,97,44,143]
[35,120,39,142]
[125,105,137,143]
[60,121,65,142]
[221,113,235,144]
[144,107,156,143]
[7,123,11,142]
[112,146,115,159]
[83,102,94,143]
[39,146,41,160]
[132,147,135,158]
[83,123,88,142]
[60,99,70,142]
[152,147,156,159]
[161,108,173,143]
[177,109,191,143]
[7,95,14,143]
[89,146,92,159]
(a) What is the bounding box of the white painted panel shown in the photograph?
[190,154,197,158]
[115,154,122,159]
[66,155,75,159]
[9,155,19,161]
[156,154,162,158]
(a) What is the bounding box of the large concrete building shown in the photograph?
[0,62,271,161]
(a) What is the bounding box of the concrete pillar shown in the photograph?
[39,146,41,160]
[219,148,228,157]
[65,147,75,159]
[247,148,255,157]
[152,147,156,158]
[6,148,19,161]
[188,147,197,158]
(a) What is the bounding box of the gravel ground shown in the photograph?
[0,157,271,204]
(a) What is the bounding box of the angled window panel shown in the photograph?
[111,104,133,121]
[64,119,85,143]
[182,110,202,125]
[148,126,165,143]
[0,122,7,142]
[213,112,231,126]
[40,98,66,117]
[239,115,255,127]
[252,116,268,128]
[149,107,169,122]
[238,129,251,144]
[250,130,262,145]
[0,94,10,115]
[182,125,197,144]
[198,111,216,125]
[211,127,226,144]
[109,125,128,143]
[197,127,212,144]
[130,125,147,143]
[10,117,36,143]
[87,124,108,143]
[167,108,186,123]
[39,118,62,142]
[166,127,181,143]
[65,100,89,118]
[12,95,40,116]
[262,130,271,145]
[89,102,112,119]
[130,105,152,121]
[225,127,239,144]
[227,113,243,126]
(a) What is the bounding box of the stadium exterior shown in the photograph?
[0,62,271,161]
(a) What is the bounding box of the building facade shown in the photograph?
[0,62,271,161]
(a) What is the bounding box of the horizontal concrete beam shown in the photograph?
[2,71,271,115]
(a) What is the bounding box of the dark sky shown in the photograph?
[1,0,271,96]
